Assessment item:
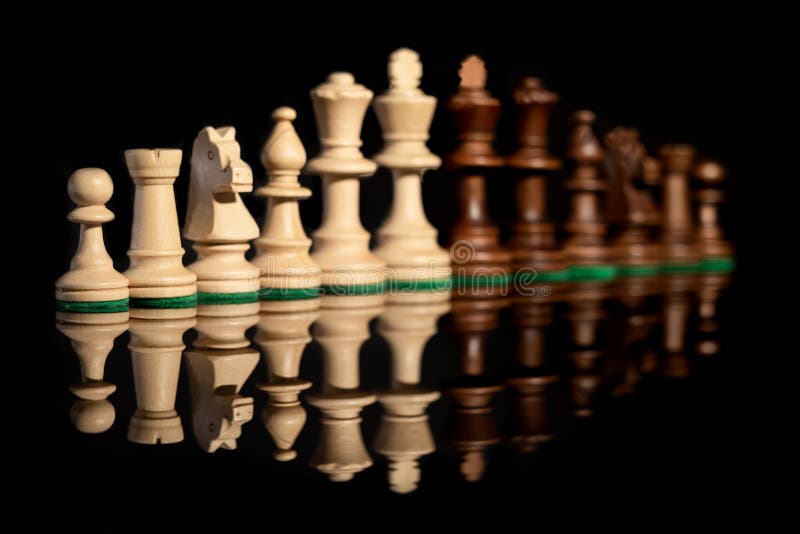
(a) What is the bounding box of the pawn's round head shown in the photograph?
[68,168,113,206]
[70,399,115,434]
[272,106,297,122]
[694,159,726,185]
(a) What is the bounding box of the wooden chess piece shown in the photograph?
[124,149,197,309]
[254,308,317,461]
[184,127,260,303]
[185,304,259,453]
[563,111,616,280]
[127,311,196,444]
[506,77,568,278]
[55,168,129,313]
[374,301,449,493]
[446,55,511,296]
[57,312,128,433]
[695,272,730,357]
[693,160,734,270]
[306,73,386,305]
[660,145,700,267]
[661,274,696,377]
[252,107,323,311]
[604,127,663,273]
[306,300,381,481]
[373,48,451,301]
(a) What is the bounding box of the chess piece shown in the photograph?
[661,274,696,378]
[254,308,317,461]
[694,272,730,357]
[446,55,511,296]
[506,77,568,278]
[693,160,735,271]
[372,48,452,301]
[604,127,663,273]
[563,111,616,280]
[57,312,128,434]
[185,304,259,453]
[306,72,386,305]
[127,311,196,444]
[660,145,700,267]
[306,300,381,481]
[252,107,323,311]
[184,127,260,304]
[374,301,449,493]
[55,168,129,313]
[124,149,197,309]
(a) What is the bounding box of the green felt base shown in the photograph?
[700,257,735,273]
[320,283,386,296]
[197,292,259,305]
[453,274,512,288]
[567,264,619,281]
[661,262,702,274]
[55,298,129,313]
[129,294,198,309]
[387,278,453,292]
[259,287,323,301]
[530,269,571,283]
[618,264,662,277]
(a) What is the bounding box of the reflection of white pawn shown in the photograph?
[306,302,381,481]
[307,73,386,306]
[255,309,317,461]
[373,49,451,301]
[124,149,197,308]
[374,301,448,493]
[55,168,129,312]
[127,311,196,444]
[57,312,128,434]
[252,108,322,312]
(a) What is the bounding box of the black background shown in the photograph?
[20,14,770,531]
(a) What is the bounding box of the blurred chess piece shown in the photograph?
[252,107,323,311]
[694,272,731,357]
[254,308,317,461]
[693,159,735,271]
[374,300,449,493]
[306,299,382,481]
[57,311,129,434]
[660,145,700,267]
[184,304,259,452]
[661,274,696,378]
[127,310,197,444]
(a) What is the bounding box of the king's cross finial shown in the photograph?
[389,48,422,91]
[459,55,486,89]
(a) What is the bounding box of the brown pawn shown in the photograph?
[693,160,734,260]
[695,272,730,356]
[506,77,568,274]
[563,111,611,268]
[446,55,511,293]
[661,145,700,265]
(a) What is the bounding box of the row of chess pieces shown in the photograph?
[58,267,729,494]
[54,48,735,316]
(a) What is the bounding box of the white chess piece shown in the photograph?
[124,149,197,309]
[252,107,322,312]
[184,127,261,301]
[55,168,129,311]
[373,49,451,303]
[306,73,386,308]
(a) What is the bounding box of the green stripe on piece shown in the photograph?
[661,262,702,274]
[55,298,129,313]
[197,292,259,305]
[320,283,386,296]
[387,278,453,292]
[618,265,662,277]
[700,257,735,273]
[567,264,619,281]
[453,274,512,288]
[129,294,198,309]
[259,287,323,301]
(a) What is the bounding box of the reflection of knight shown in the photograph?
[57,311,128,434]
[184,304,258,453]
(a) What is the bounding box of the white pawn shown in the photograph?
[55,168,129,311]
[124,149,197,310]
[306,73,387,307]
[252,107,322,312]
[184,127,261,301]
[373,49,451,302]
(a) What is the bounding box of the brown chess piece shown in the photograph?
[661,145,700,267]
[446,55,511,296]
[506,77,568,279]
[563,110,616,280]
[694,272,730,357]
[693,159,734,270]
[604,127,663,273]
[661,274,696,378]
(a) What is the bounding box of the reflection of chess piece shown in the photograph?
[57,312,129,434]
[254,308,318,461]
[374,301,449,493]
[445,296,506,481]
[695,272,731,357]
[660,145,700,266]
[693,160,735,271]
[185,304,259,452]
[307,300,381,481]
[662,274,696,377]
[127,310,196,444]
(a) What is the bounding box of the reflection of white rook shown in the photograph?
[306,72,386,306]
